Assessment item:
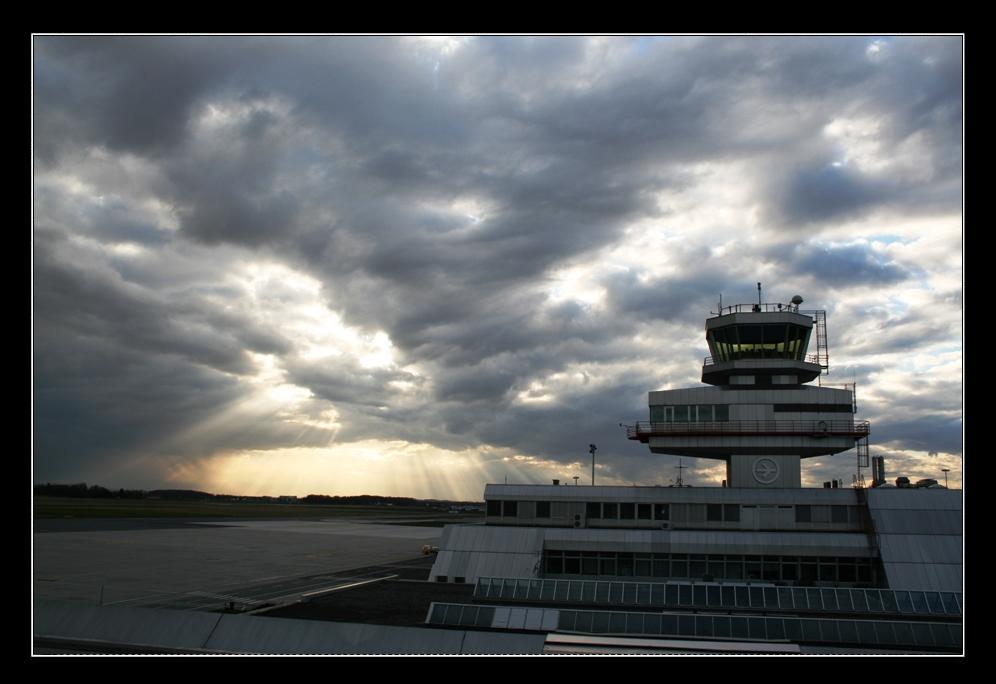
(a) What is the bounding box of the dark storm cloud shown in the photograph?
[771,156,960,227]
[433,365,519,403]
[602,270,731,325]
[73,198,172,247]
[759,37,879,93]
[33,35,962,491]
[33,226,313,484]
[34,36,243,160]
[284,358,419,409]
[403,373,652,462]
[393,295,603,368]
[779,164,889,224]
[34,343,334,486]
[34,340,242,484]
[763,241,914,286]
[872,416,963,456]
[34,233,267,376]
[870,38,963,152]
[740,36,962,227]
[34,288,329,485]
[34,180,173,247]
[166,102,305,247]
[836,306,957,356]
[178,188,300,247]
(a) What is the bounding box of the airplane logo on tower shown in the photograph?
[752,458,779,485]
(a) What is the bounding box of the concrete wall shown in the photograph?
[866,489,963,592]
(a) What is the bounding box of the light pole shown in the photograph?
[573,476,579,486]
[941,468,950,488]
[589,444,597,486]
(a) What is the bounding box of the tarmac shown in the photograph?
[33,518,446,611]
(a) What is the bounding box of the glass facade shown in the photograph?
[541,550,882,586]
[428,601,961,651]
[708,323,811,362]
[474,579,960,617]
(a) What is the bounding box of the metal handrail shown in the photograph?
[703,354,821,366]
[626,420,870,441]
[711,303,810,316]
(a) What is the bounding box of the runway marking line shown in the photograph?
[300,574,398,598]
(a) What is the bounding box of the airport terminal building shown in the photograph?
[426,294,963,653]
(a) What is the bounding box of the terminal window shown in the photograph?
[542,550,882,586]
[651,404,731,422]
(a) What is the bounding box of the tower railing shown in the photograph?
[625,420,870,442]
[711,303,807,316]
[703,353,822,366]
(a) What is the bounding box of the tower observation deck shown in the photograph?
[626,294,868,488]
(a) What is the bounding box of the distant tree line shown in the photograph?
[34,484,479,507]
[34,483,146,499]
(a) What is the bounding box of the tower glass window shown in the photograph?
[709,323,812,360]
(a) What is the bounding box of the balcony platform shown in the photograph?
[626,420,870,442]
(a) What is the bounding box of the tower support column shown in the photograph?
[727,454,802,488]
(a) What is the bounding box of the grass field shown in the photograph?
[34,496,482,520]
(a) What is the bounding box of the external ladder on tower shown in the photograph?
[810,310,829,372]
[856,434,870,487]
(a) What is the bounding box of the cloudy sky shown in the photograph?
[33,35,963,499]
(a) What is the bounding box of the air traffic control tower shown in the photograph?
[626,288,870,488]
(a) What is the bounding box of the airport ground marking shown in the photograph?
[300,574,399,598]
